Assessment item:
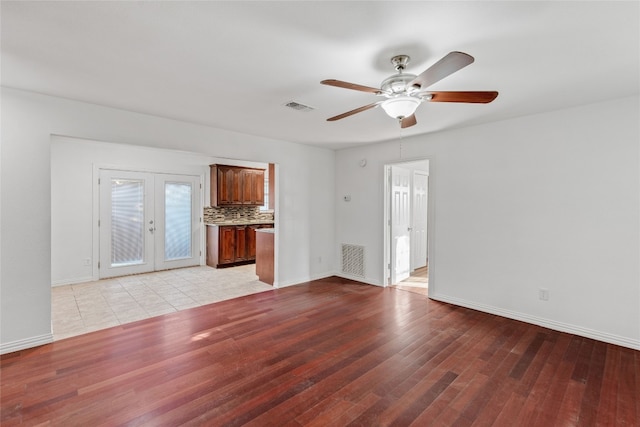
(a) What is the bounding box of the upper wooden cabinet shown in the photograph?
[210,165,265,206]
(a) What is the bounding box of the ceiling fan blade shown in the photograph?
[321,79,382,94]
[408,51,475,90]
[400,114,417,128]
[426,91,499,103]
[326,101,382,121]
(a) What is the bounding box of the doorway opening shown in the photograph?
[383,159,431,295]
[51,135,280,341]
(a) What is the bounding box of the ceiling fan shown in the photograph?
[321,51,498,128]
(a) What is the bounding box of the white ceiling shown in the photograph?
[2,1,638,150]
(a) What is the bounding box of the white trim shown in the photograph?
[272,163,280,287]
[275,271,335,288]
[430,293,640,351]
[383,157,435,291]
[0,333,54,355]
[51,276,94,287]
[276,271,382,289]
[334,272,382,287]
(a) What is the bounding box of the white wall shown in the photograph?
[335,96,639,349]
[1,87,335,353]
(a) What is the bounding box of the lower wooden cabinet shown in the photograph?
[207,224,273,268]
[256,229,274,285]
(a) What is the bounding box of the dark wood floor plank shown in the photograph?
[412,357,484,424]
[490,391,527,426]
[453,350,520,425]
[594,345,620,426]
[616,346,638,425]
[577,339,607,425]
[521,335,577,426]
[294,398,356,427]
[571,336,596,383]
[387,370,458,426]
[314,392,381,427]
[636,351,640,426]
[1,277,638,426]
[509,331,547,379]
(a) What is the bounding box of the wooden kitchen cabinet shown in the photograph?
[256,228,274,285]
[234,226,248,262]
[207,223,273,268]
[215,166,243,205]
[207,225,235,267]
[242,169,265,205]
[247,225,260,260]
[210,165,265,206]
[218,226,237,264]
[247,224,273,260]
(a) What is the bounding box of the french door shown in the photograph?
[99,169,201,279]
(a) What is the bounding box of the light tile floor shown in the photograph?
[52,264,274,341]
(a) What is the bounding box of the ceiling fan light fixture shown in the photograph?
[321,52,496,127]
[381,96,421,119]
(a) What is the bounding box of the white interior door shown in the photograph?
[99,170,201,279]
[391,166,411,284]
[411,171,428,270]
[99,170,155,278]
[154,174,200,271]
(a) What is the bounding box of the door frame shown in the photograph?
[92,163,205,281]
[383,157,434,290]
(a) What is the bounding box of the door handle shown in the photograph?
[149,227,155,233]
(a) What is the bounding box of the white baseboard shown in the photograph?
[334,272,383,287]
[1,333,54,355]
[275,271,335,288]
[51,275,94,287]
[275,269,384,288]
[430,292,640,351]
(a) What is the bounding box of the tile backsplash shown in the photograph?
[204,206,274,224]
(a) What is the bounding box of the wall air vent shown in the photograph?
[341,244,365,278]
[284,101,315,112]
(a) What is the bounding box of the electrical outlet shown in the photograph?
[83,258,91,266]
[539,288,549,301]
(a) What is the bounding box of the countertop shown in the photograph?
[205,221,275,226]
[255,228,275,233]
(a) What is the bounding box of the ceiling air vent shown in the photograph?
[284,101,315,112]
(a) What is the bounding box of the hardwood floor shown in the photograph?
[1,276,638,426]
[393,266,429,297]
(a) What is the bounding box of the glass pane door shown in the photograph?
[155,174,201,270]
[99,170,154,278]
[164,182,192,260]
[100,170,201,278]
[111,178,145,266]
